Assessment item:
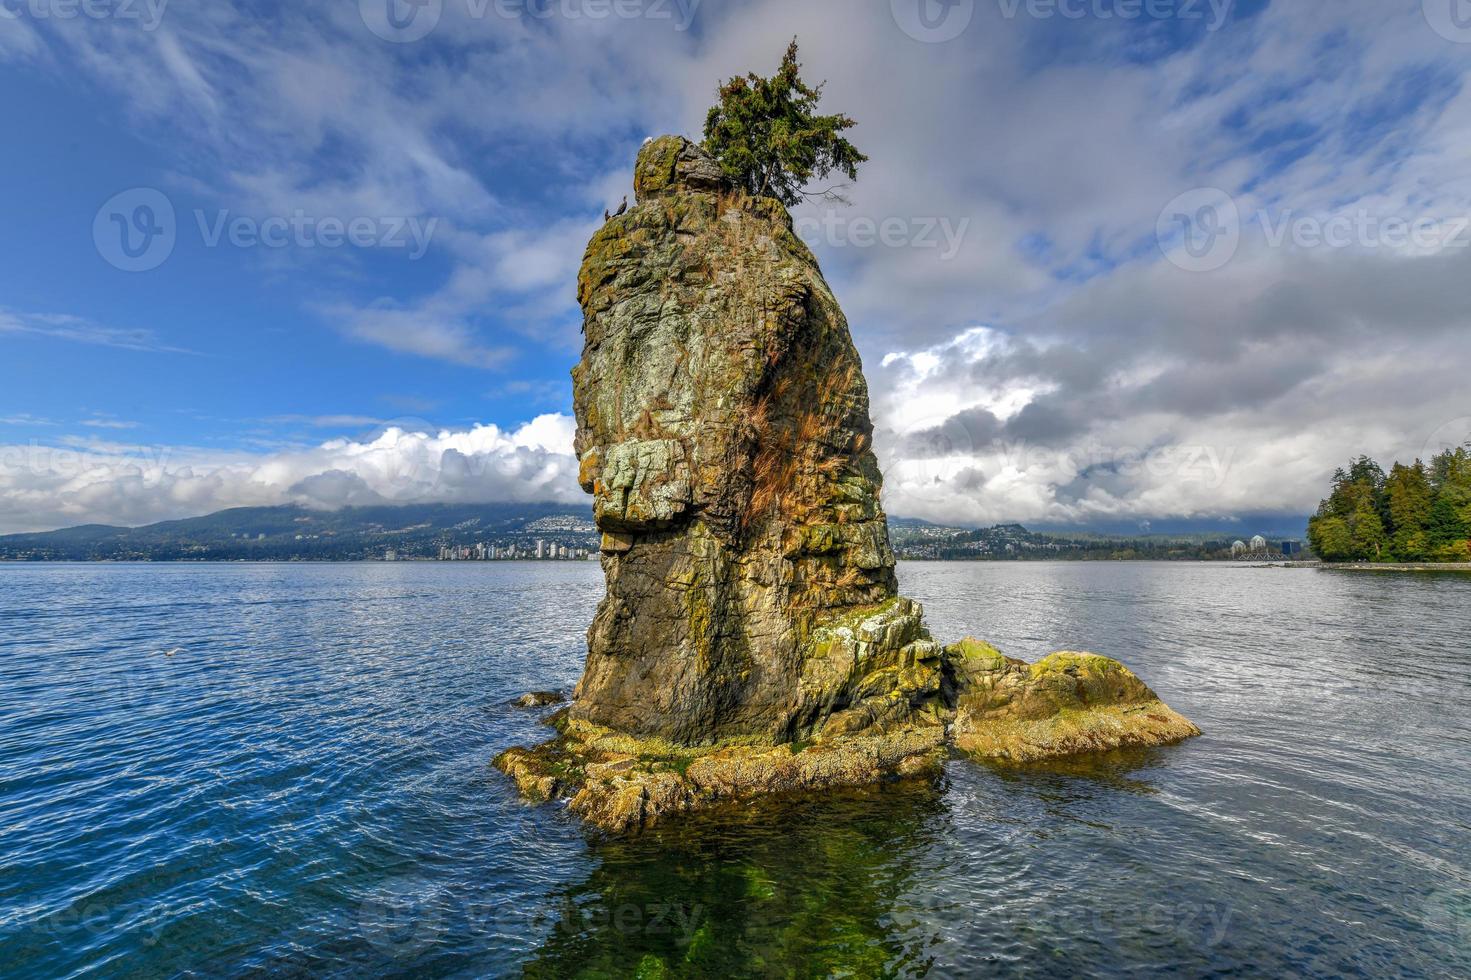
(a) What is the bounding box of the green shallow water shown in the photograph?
[1,561,1468,977]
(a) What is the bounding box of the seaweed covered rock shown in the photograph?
[946,641,1200,762]
[496,715,945,835]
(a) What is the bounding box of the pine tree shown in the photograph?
[1308,514,1354,562]
[1427,447,1471,559]
[1349,499,1387,560]
[1311,449,1471,563]
[1385,461,1432,560]
[703,39,868,207]
[1308,457,1388,560]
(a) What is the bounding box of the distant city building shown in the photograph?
[1250,535,1268,552]
[434,536,598,562]
[1232,540,1248,557]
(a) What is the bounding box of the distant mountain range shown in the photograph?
[887,520,1306,561]
[0,503,599,562]
[0,504,1309,562]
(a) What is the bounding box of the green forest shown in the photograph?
[1307,447,1471,562]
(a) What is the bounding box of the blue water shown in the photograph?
[1,562,1468,977]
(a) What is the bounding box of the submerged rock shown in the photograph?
[946,641,1200,762]
[494,136,1198,832]
[512,691,566,708]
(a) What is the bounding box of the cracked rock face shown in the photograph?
[569,135,944,748]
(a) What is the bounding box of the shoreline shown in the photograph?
[1281,561,1471,572]
[3,557,1469,571]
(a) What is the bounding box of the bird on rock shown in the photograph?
[613,196,627,217]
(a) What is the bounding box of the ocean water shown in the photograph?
[1,561,1469,978]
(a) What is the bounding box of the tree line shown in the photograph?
[1307,447,1471,562]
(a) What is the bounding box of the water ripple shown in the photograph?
[0,561,1468,977]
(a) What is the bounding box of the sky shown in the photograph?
[2,0,1471,535]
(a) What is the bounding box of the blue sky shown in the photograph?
[0,32,574,443]
[2,0,1470,533]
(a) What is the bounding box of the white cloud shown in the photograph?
[0,415,581,534]
[6,0,1471,529]
[0,309,194,355]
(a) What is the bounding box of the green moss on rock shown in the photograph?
[944,641,1201,763]
[494,717,946,835]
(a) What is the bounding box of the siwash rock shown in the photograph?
[495,137,1198,833]
[568,135,945,748]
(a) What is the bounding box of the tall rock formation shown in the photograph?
[496,137,1198,833]
[568,135,942,748]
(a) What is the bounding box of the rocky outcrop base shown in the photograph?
[495,716,946,835]
[498,639,1199,833]
[946,641,1200,763]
